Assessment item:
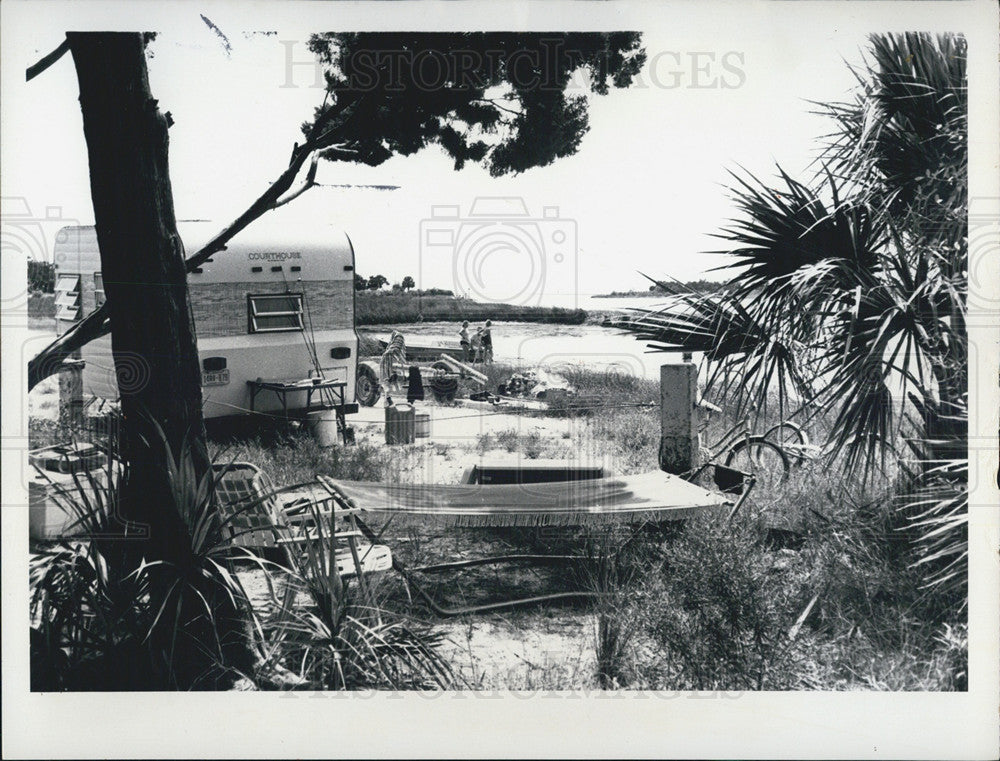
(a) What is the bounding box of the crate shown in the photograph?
[29,468,109,541]
[28,442,106,474]
[29,442,110,541]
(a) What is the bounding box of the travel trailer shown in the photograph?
[51,211,360,426]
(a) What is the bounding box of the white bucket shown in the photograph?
[308,410,340,447]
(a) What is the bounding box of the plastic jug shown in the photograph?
[385,403,416,445]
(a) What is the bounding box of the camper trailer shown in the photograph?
[52,213,360,428]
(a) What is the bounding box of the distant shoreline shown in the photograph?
[592,291,671,298]
[594,281,726,298]
[356,291,587,326]
[26,291,588,329]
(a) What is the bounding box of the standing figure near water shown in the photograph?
[470,327,484,364]
[481,320,494,363]
[380,330,407,393]
[459,320,471,362]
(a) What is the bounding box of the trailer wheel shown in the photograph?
[430,375,459,403]
[356,363,381,407]
[431,361,451,374]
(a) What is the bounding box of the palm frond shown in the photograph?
[713,167,886,300]
[899,457,967,609]
[815,32,967,241]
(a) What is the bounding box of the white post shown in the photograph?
[659,361,697,475]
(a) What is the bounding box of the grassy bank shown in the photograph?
[27,292,56,330]
[356,290,586,325]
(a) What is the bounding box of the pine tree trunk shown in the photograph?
[68,33,210,547]
[67,34,251,688]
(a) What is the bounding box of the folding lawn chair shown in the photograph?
[212,462,392,579]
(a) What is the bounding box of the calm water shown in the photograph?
[372,295,686,381]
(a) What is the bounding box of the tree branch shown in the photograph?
[26,38,70,81]
[27,303,111,389]
[472,97,524,118]
[274,153,320,208]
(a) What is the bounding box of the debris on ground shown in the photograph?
[499,368,572,400]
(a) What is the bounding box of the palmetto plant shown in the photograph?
[255,501,454,690]
[618,33,967,605]
[30,428,258,690]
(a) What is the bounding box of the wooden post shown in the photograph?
[57,354,85,431]
[659,361,697,475]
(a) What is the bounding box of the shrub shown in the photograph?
[584,525,660,688]
[254,502,454,690]
[641,513,807,690]
[28,260,55,293]
[213,432,390,486]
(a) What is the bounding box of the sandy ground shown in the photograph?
[235,397,620,688]
[28,375,60,422]
[434,613,598,689]
[349,399,618,486]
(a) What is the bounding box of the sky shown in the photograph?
[0,2,957,305]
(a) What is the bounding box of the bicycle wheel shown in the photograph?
[763,422,810,465]
[764,421,808,446]
[724,436,791,500]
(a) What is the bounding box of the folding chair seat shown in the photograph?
[212,462,391,578]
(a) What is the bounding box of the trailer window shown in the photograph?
[54,273,81,321]
[93,272,106,308]
[248,293,304,333]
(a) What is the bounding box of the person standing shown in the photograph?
[470,327,484,364]
[380,330,406,392]
[406,365,425,403]
[481,320,494,363]
[459,320,471,361]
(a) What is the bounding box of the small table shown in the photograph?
[247,377,351,444]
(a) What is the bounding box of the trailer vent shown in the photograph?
[271,266,282,272]
[290,266,301,272]
[251,266,263,273]
[54,273,81,321]
[330,347,351,360]
[202,356,227,372]
[343,265,353,272]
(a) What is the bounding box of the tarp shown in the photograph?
[328,471,730,527]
